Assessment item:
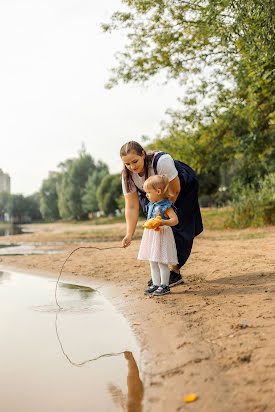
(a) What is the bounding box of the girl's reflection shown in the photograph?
[55,313,143,410]
[125,351,143,411]
[108,351,143,412]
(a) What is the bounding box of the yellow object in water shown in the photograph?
[143,215,162,231]
[184,394,198,403]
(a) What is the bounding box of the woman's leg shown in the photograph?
[149,261,161,286]
[170,234,194,270]
[158,263,170,286]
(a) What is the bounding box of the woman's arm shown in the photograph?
[160,207,179,227]
[122,191,140,248]
[168,176,181,203]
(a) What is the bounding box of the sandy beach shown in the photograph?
[0,221,274,412]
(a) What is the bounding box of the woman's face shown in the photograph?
[121,151,145,175]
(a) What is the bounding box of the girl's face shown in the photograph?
[121,151,145,175]
[145,187,162,203]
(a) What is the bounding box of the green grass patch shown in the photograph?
[201,208,232,230]
[0,223,12,229]
[203,231,271,241]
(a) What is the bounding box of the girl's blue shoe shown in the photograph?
[144,285,159,294]
[153,285,170,296]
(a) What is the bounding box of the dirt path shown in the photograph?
[0,224,274,411]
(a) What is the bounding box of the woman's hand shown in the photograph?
[122,234,132,248]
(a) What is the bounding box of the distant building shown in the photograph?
[0,169,11,193]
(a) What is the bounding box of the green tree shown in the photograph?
[0,191,10,221]
[97,174,122,216]
[8,194,27,223]
[40,171,61,221]
[104,0,275,186]
[82,161,109,213]
[58,146,96,220]
[24,193,42,221]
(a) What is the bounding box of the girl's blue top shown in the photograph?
[147,199,176,220]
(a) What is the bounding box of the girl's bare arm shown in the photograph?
[122,191,140,247]
[160,207,179,227]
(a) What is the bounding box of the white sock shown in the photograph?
[149,261,160,286]
[159,263,170,286]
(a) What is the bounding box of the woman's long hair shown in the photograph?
[120,141,155,192]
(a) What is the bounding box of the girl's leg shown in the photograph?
[158,263,170,286]
[149,261,161,286]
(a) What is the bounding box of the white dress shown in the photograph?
[138,225,178,265]
[138,199,178,265]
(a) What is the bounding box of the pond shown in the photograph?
[0,271,143,411]
[0,242,65,256]
[0,225,30,236]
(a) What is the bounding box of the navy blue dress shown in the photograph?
[137,152,203,269]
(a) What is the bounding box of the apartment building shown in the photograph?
[0,168,11,193]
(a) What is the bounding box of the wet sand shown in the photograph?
[0,222,274,411]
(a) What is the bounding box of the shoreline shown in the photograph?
[0,224,274,411]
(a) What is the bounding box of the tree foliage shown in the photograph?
[40,171,61,221]
[57,147,96,220]
[82,162,109,213]
[0,191,41,222]
[39,146,112,221]
[104,0,275,187]
[97,174,122,216]
[24,193,42,221]
[0,191,10,220]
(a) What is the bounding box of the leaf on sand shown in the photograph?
[184,394,198,403]
[132,322,141,325]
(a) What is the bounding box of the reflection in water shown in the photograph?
[0,225,28,236]
[108,352,144,412]
[0,271,10,284]
[125,351,144,412]
[55,311,125,366]
[59,283,96,301]
[0,242,64,256]
[0,272,143,411]
[54,286,144,411]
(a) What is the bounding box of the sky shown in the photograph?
[0,0,182,196]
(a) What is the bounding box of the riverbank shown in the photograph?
[0,222,274,411]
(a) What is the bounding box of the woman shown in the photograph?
[120,141,203,286]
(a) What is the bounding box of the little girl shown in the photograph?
[138,174,179,296]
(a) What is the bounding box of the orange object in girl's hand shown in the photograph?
[143,215,162,231]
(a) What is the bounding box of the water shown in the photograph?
[0,271,143,411]
[0,225,29,236]
[0,242,65,256]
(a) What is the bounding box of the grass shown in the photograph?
[200,208,232,230]
[58,207,273,232]
[72,216,127,225]
[0,223,13,228]
[68,209,233,232]
[202,231,271,241]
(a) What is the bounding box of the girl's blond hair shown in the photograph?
[143,174,171,198]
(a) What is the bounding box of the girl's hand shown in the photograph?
[122,234,132,248]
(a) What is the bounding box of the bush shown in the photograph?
[229,173,275,227]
